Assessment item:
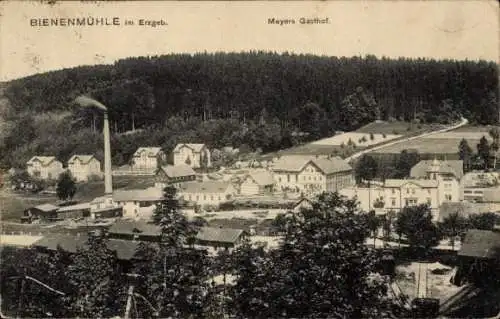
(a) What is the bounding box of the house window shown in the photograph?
[411,189,416,195]
[427,198,431,205]
[391,198,396,206]
[392,188,395,194]
[204,195,207,200]
[196,195,199,201]
[278,177,282,182]
[287,175,290,182]
[407,188,410,194]
[211,195,214,201]
[445,194,452,201]
[405,198,417,206]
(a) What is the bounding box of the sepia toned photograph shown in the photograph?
[0,1,499,318]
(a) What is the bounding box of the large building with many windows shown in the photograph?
[271,155,354,196]
[340,159,463,221]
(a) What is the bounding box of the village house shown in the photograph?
[239,170,275,196]
[26,156,64,180]
[271,155,354,196]
[67,154,102,182]
[155,164,197,189]
[383,179,441,216]
[195,227,247,253]
[173,143,211,169]
[410,159,463,202]
[131,147,166,171]
[177,181,236,207]
[113,187,164,220]
[108,219,162,242]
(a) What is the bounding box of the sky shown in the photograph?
[0,1,498,81]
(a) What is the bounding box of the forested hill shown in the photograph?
[0,52,498,169]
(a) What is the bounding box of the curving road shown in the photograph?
[346,117,469,162]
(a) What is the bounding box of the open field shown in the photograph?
[450,124,500,133]
[355,121,445,135]
[312,132,401,147]
[369,138,483,155]
[421,131,493,140]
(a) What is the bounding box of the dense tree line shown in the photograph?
[1,52,497,168]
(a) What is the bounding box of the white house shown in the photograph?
[131,147,166,171]
[67,155,102,182]
[113,187,164,220]
[26,156,64,180]
[410,159,463,202]
[271,155,354,196]
[177,181,236,207]
[173,143,211,169]
[239,170,275,196]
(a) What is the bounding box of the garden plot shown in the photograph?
[311,132,401,147]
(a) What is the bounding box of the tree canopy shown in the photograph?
[229,192,394,318]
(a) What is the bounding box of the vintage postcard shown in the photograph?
[0,1,499,318]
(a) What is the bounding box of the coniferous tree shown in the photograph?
[477,136,491,169]
[458,138,473,171]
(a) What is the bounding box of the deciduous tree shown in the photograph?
[395,204,441,252]
[56,171,76,201]
[230,192,394,318]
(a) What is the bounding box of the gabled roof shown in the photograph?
[244,171,274,186]
[33,235,143,260]
[31,203,59,212]
[27,156,58,166]
[56,202,91,213]
[410,160,464,180]
[133,147,162,157]
[113,187,164,202]
[68,155,97,165]
[196,227,244,244]
[458,229,500,259]
[178,181,233,194]
[173,143,206,153]
[108,219,161,237]
[384,179,439,188]
[272,156,352,174]
[158,165,196,178]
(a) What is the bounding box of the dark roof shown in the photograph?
[158,164,196,178]
[196,227,244,244]
[108,219,161,237]
[458,229,500,259]
[32,235,142,260]
[178,181,233,194]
